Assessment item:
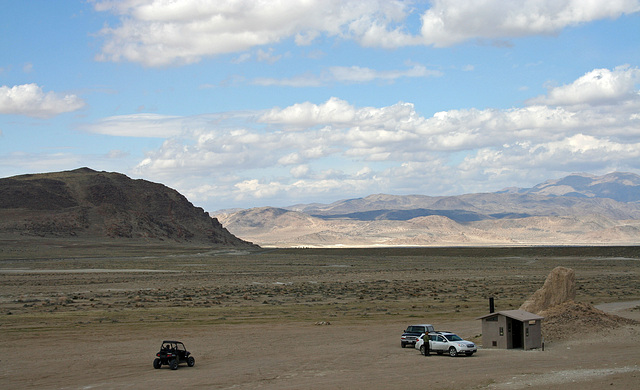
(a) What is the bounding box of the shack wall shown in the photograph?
[481,315,508,349]
[523,319,542,350]
[481,314,542,350]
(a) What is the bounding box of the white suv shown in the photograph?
[415,331,476,357]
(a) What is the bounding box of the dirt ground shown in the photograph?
[1,243,639,389]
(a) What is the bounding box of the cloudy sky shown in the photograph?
[2,1,640,212]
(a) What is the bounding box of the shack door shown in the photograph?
[511,319,523,349]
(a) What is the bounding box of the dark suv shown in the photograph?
[153,340,195,370]
[401,324,434,348]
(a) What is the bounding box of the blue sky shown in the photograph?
[2,1,640,212]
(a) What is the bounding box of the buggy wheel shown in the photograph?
[448,347,457,357]
[187,356,195,367]
[153,358,162,369]
[170,359,179,370]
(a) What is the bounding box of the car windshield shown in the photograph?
[445,334,463,341]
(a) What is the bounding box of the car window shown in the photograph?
[446,334,463,341]
[436,336,444,342]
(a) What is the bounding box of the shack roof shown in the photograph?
[476,309,544,322]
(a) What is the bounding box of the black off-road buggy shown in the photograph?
[153,340,195,370]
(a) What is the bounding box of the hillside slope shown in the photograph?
[0,168,256,248]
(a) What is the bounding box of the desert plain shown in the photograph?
[1,240,639,389]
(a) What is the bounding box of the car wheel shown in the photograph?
[449,347,457,357]
[419,345,425,355]
[170,359,179,370]
[465,352,474,356]
[153,358,162,369]
[401,342,407,348]
[187,356,195,367]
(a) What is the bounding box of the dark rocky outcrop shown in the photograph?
[0,168,257,248]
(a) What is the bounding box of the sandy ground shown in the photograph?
[3,313,639,390]
[1,245,639,389]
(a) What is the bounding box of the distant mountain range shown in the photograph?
[0,168,256,248]
[215,172,640,247]
[498,172,640,202]
[2,169,638,248]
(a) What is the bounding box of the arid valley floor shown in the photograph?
[1,240,639,389]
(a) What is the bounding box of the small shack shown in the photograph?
[476,310,544,350]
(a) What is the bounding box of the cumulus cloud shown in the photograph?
[77,65,637,208]
[228,174,378,203]
[459,134,640,184]
[419,0,640,47]
[260,97,357,128]
[527,65,640,106]
[0,83,85,118]
[92,0,640,66]
[93,0,410,66]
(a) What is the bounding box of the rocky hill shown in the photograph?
[216,172,640,247]
[0,168,256,248]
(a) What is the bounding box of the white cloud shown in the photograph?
[329,64,442,83]
[527,65,640,106]
[227,173,380,205]
[419,0,640,47]
[93,0,410,66]
[0,83,85,118]
[459,134,640,179]
[234,179,285,200]
[92,0,640,66]
[252,73,325,88]
[278,153,303,166]
[256,48,283,64]
[290,164,310,178]
[260,97,356,128]
[70,65,636,209]
[252,63,441,87]
[81,113,185,137]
